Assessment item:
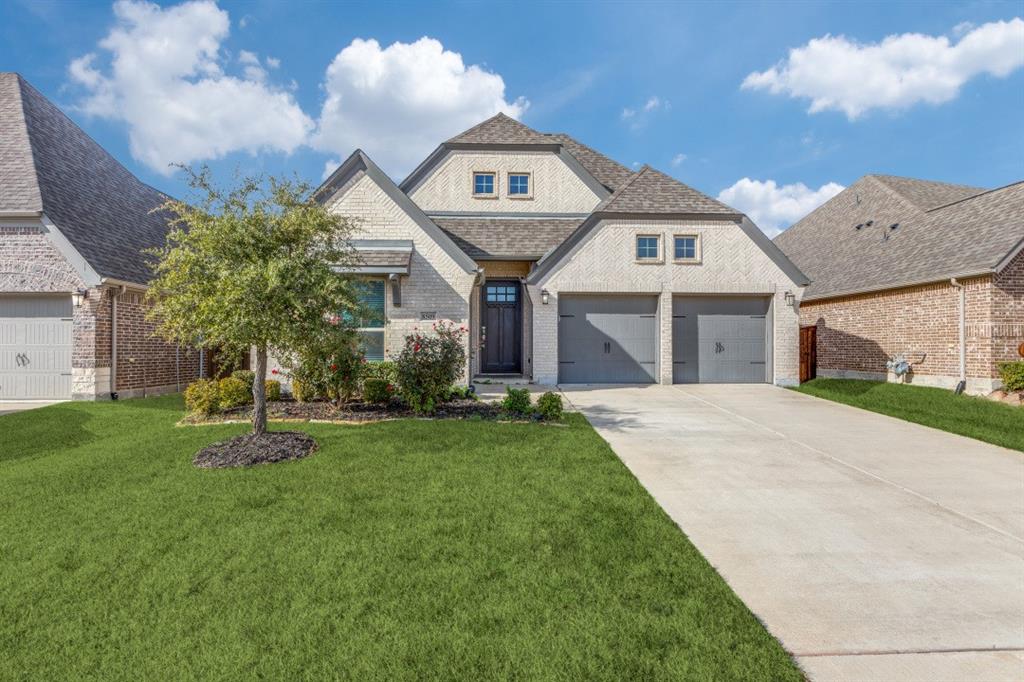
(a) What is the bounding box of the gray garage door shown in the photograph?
[673,296,770,383]
[558,295,658,383]
[0,295,73,400]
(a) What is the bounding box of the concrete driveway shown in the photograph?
[561,384,1024,682]
[0,401,63,416]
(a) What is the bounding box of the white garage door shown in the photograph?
[0,295,73,400]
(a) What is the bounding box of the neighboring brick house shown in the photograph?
[0,73,203,400]
[774,174,1024,393]
[312,114,809,386]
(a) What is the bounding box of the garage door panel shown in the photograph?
[674,296,770,384]
[0,295,73,400]
[558,296,658,384]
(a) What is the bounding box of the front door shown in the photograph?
[481,281,521,374]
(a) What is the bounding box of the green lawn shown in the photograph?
[794,378,1024,452]
[0,396,800,681]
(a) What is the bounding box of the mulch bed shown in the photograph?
[182,398,504,425]
[193,431,318,469]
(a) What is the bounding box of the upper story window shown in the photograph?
[636,235,661,261]
[674,235,700,262]
[508,173,531,197]
[473,172,496,197]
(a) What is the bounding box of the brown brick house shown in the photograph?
[775,174,1024,393]
[1,73,203,400]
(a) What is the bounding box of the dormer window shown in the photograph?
[473,172,496,197]
[508,172,531,197]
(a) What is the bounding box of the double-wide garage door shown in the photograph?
[557,294,770,384]
[0,295,73,400]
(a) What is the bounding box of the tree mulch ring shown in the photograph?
[193,431,318,469]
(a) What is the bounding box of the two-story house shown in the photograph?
[309,113,808,386]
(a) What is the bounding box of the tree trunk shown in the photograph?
[253,344,268,436]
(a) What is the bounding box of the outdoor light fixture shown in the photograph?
[784,291,795,307]
[71,288,87,307]
[541,289,550,305]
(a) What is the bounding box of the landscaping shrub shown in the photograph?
[184,378,220,416]
[363,360,398,384]
[395,321,468,414]
[264,380,281,402]
[363,378,391,404]
[536,391,564,421]
[232,369,255,392]
[999,361,1024,392]
[501,386,532,416]
[218,377,251,409]
[446,385,477,401]
[290,378,316,403]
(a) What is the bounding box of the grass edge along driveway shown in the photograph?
[794,377,1024,452]
[0,395,802,681]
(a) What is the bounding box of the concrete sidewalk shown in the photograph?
[561,384,1024,681]
[0,401,64,416]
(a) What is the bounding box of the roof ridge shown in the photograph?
[926,179,1024,213]
[863,174,926,213]
[3,73,43,212]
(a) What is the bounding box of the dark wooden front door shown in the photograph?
[799,325,817,383]
[481,280,521,374]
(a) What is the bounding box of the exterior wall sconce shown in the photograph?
[784,291,795,307]
[541,289,550,305]
[71,288,88,307]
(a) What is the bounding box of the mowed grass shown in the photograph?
[795,378,1024,452]
[0,396,800,681]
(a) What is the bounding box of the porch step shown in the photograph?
[472,374,531,385]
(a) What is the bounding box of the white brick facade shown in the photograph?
[527,218,804,386]
[409,150,602,214]
[324,173,478,375]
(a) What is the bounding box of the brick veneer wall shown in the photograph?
[800,251,1024,392]
[528,218,804,386]
[0,225,83,292]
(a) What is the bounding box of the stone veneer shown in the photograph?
[800,249,1024,393]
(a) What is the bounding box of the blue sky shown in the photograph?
[2,0,1022,234]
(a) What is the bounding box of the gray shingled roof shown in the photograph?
[870,174,984,211]
[544,133,634,192]
[597,165,740,215]
[433,216,583,260]
[447,112,552,145]
[774,174,1024,300]
[1,73,172,285]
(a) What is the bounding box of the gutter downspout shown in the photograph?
[950,278,966,394]
[110,285,126,400]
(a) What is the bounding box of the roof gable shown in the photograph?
[544,133,634,192]
[446,112,551,145]
[313,149,479,274]
[2,73,172,285]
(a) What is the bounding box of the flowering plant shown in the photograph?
[395,320,467,414]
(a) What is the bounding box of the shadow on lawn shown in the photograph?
[0,405,96,462]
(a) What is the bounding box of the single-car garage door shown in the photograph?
[0,295,73,400]
[673,296,770,383]
[558,295,658,383]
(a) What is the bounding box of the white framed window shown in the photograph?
[472,171,496,197]
[508,172,531,198]
[353,279,386,360]
[673,234,701,263]
[635,234,661,262]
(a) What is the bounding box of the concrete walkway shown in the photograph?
[561,384,1024,682]
[0,400,64,416]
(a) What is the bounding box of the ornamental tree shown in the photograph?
[145,166,361,436]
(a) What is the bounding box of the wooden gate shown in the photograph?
[799,325,817,384]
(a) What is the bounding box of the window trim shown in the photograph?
[471,170,497,198]
[672,234,702,264]
[635,233,663,263]
[354,277,387,361]
[507,171,533,199]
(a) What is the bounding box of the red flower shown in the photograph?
[271,369,278,375]
[330,364,338,371]
[414,344,420,352]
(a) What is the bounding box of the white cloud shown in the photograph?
[670,153,686,167]
[313,37,528,176]
[322,158,340,181]
[621,94,670,129]
[69,0,313,175]
[742,18,1024,119]
[621,107,636,119]
[643,96,666,112]
[718,178,844,236]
